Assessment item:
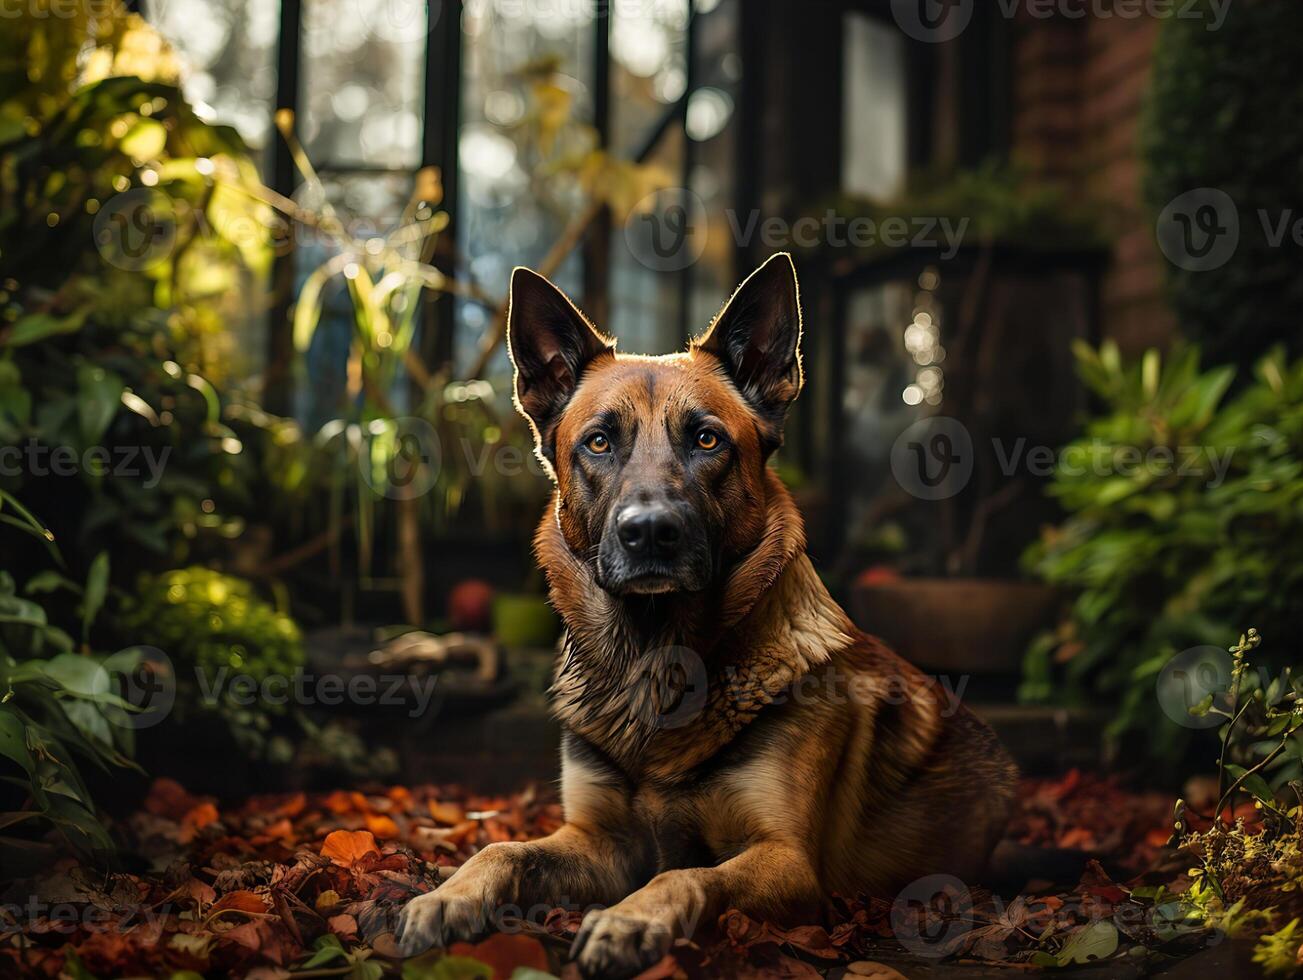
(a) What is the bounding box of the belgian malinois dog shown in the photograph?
[398,253,1018,976]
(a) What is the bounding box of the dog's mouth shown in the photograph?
[595,558,709,597]
[620,572,680,595]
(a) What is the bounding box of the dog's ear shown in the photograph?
[507,267,614,466]
[693,252,803,441]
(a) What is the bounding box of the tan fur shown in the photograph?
[398,255,1018,978]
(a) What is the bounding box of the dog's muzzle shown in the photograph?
[597,501,710,595]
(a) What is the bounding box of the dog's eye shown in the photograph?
[695,429,720,451]
[585,432,611,455]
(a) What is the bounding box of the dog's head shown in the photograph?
[507,253,803,597]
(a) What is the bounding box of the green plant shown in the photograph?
[118,566,304,760]
[0,490,137,862]
[1022,343,1303,756]
[0,5,273,574]
[1169,629,1303,976]
[819,160,1110,255]
[1,5,272,378]
[1141,0,1303,367]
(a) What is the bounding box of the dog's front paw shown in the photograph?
[570,909,673,979]
[395,881,493,956]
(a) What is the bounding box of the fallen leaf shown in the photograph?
[448,933,550,980]
[321,829,381,868]
[365,813,401,838]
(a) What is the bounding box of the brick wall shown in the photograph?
[1010,12,1178,354]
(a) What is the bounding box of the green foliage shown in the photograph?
[0,491,137,861]
[1022,343,1303,756]
[822,160,1110,253]
[118,567,304,759]
[1253,920,1303,978]
[1171,631,1303,976]
[1141,0,1303,366]
[0,5,271,573]
[0,5,271,378]
[120,567,304,683]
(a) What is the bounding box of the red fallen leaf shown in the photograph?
[144,777,205,820]
[327,913,359,940]
[365,813,400,838]
[276,793,307,818]
[429,800,466,824]
[169,877,217,907]
[178,802,220,844]
[209,890,271,918]
[218,919,298,966]
[448,933,549,980]
[721,910,841,961]
[1058,827,1096,850]
[446,820,480,847]
[251,817,295,844]
[324,789,371,815]
[321,829,381,867]
[1076,860,1126,904]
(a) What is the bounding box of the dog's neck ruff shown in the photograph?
[537,471,855,777]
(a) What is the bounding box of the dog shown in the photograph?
[397,253,1018,977]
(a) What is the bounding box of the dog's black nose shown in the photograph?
[616,504,683,559]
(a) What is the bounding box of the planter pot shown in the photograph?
[492,594,560,648]
[849,578,1057,674]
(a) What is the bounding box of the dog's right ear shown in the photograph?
[507,268,614,467]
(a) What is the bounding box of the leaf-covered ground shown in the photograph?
[0,771,1244,978]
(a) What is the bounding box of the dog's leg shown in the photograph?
[570,842,820,978]
[396,822,642,953]
[398,735,643,954]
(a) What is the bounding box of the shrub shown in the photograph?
[0,492,136,862]
[1141,0,1303,367]
[118,567,305,760]
[1022,343,1303,757]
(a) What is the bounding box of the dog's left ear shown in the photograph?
[693,252,803,441]
[507,267,615,469]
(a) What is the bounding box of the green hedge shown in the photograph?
[1141,0,1303,367]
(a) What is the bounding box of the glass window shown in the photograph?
[842,12,907,203]
[148,0,281,178]
[300,0,428,170]
[453,0,596,378]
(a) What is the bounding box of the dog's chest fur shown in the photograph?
[549,551,854,780]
